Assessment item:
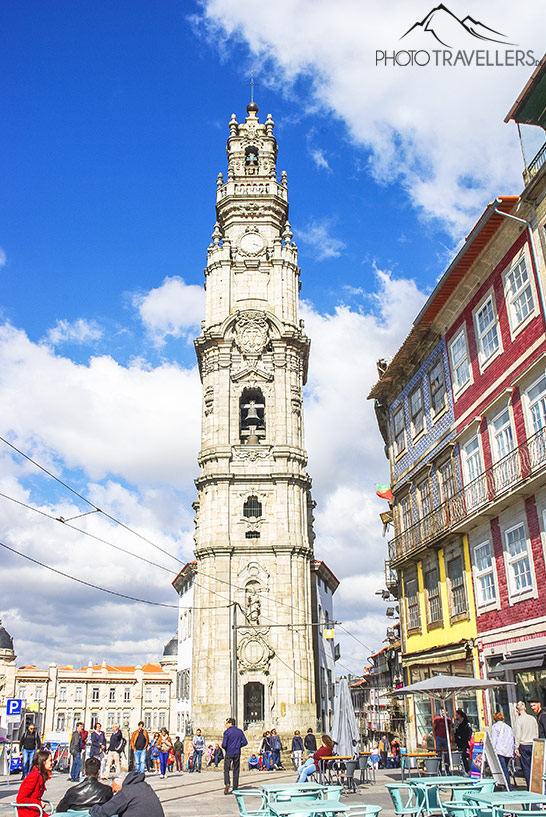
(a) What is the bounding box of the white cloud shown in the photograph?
[0,269,424,671]
[197,0,545,236]
[0,248,6,268]
[309,147,331,173]
[133,276,205,346]
[46,318,103,346]
[297,219,346,260]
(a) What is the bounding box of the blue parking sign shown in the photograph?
[6,699,22,716]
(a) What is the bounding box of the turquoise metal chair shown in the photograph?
[386,784,425,817]
[232,788,269,817]
[325,785,343,801]
[345,807,382,817]
[273,790,325,802]
[443,802,480,817]
[12,801,54,817]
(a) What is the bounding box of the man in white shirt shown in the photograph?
[514,701,538,788]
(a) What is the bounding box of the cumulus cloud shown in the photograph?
[196,0,545,236]
[46,318,103,346]
[297,219,346,260]
[0,267,425,670]
[133,276,205,346]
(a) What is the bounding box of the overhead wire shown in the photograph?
[1,435,379,660]
[0,539,229,611]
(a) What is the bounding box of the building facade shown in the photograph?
[311,560,339,733]
[172,561,195,736]
[0,621,177,741]
[189,101,323,735]
[369,59,546,743]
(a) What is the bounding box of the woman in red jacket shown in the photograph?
[16,749,52,817]
[297,734,334,782]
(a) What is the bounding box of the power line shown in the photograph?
[0,435,184,567]
[0,539,229,612]
[0,491,175,575]
[1,435,383,657]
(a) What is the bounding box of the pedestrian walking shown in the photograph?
[19,723,42,779]
[258,731,272,770]
[222,717,248,794]
[173,736,184,772]
[191,728,205,772]
[16,749,52,817]
[69,722,84,781]
[454,709,472,773]
[514,700,538,788]
[491,712,515,790]
[151,733,161,773]
[105,725,124,777]
[291,730,304,770]
[157,728,173,779]
[304,728,317,754]
[270,728,283,769]
[130,721,149,775]
[378,735,388,769]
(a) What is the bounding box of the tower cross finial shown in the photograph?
[244,70,260,104]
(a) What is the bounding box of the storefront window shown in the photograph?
[515,668,546,707]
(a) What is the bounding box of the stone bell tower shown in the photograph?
[191,101,317,734]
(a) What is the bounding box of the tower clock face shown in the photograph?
[240,232,265,255]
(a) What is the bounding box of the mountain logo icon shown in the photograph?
[401,4,516,48]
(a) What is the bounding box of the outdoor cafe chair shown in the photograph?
[12,802,54,817]
[325,786,343,801]
[423,757,441,776]
[345,807,382,817]
[342,760,359,794]
[449,753,463,775]
[401,756,421,779]
[358,755,375,784]
[232,788,270,817]
[443,802,480,817]
[386,783,426,817]
[273,790,325,803]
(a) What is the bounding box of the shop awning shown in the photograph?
[494,645,546,673]
[403,647,468,667]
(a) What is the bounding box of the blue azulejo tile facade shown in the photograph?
[388,338,460,523]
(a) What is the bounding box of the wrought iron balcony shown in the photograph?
[524,141,546,185]
[388,427,546,566]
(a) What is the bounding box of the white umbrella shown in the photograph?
[390,674,513,771]
[332,677,360,757]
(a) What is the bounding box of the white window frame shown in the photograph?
[503,522,535,602]
[473,291,502,371]
[409,383,425,439]
[461,434,487,509]
[74,686,83,703]
[58,686,67,703]
[503,249,537,337]
[472,540,498,608]
[424,566,442,625]
[447,555,468,617]
[392,405,407,458]
[525,372,546,436]
[144,686,152,703]
[437,459,455,503]
[428,357,447,418]
[405,577,421,631]
[449,327,472,397]
[399,494,413,532]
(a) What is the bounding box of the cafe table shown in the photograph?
[259,782,332,802]
[267,801,349,817]
[463,790,546,813]
[405,776,473,815]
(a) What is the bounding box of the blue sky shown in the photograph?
[1,0,545,673]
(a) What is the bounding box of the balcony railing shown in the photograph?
[524,141,546,185]
[388,427,546,565]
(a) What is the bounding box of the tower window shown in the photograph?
[245,146,259,167]
[240,389,265,444]
[243,496,262,518]
[245,531,260,539]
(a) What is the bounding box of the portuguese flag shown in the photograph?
[376,484,393,501]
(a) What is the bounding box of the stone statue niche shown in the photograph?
[245,579,261,625]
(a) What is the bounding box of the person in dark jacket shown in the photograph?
[69,723,84,782]
[530,700,546,739]
[212,743,224,768]
[56,757,112,813]
[105,726,124,777]
[291,731,304,770]
[89,771,164,817]
[454,709,472,772]
[19,724,42,779]
[304,728,317,754]
[221,717,248,794]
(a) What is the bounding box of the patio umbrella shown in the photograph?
[390,674,513,770]
[332,677,360,757]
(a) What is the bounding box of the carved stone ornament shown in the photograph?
[237,632,275,673]
[233,445,271,461]
[235,311,269,356]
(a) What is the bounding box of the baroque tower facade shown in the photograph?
[191,102,317,732]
